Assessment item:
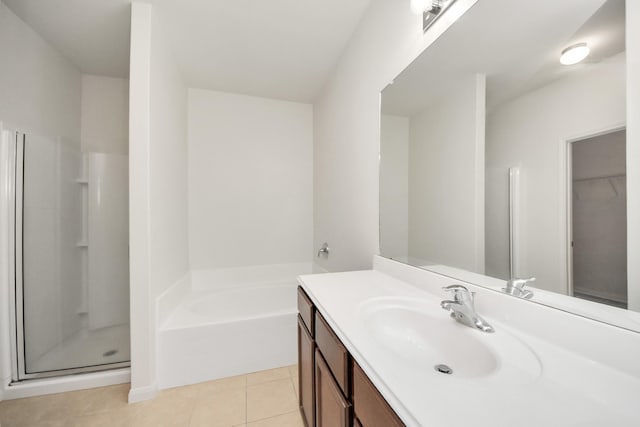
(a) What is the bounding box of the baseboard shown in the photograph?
[128,382,158,403]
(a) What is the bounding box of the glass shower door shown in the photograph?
[10,130,130,379]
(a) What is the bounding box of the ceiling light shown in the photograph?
[410,0,431,14]
[560,43,590,65]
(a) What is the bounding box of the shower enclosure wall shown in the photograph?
[1,124,130,381]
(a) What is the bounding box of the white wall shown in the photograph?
[188,89,313,270]
[128,2,153,400]
[148,11,189,300]
[409,74,485,273]
[313,0,478,272]
[379,114,409,260]
[81,75,129,155]
[486,55,626,294]
[128,2,190,401]
[0,1,81,143]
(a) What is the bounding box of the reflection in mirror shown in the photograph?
[379,0,639,329]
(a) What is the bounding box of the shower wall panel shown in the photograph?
[88,153,130,330]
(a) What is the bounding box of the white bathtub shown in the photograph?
[157,264,310,389]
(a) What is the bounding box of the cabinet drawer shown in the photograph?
[353,362,404,427]
[314,312,350,396]
[315,349,351,427]
[297,287,315,336]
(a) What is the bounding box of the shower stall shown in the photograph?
[1,125,130,381]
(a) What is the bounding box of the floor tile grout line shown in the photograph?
[245,376,249,426]
[248,409,302,425]
[246,375,294,389]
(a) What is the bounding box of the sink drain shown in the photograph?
[434,364,453,375]
[103,349,118,357]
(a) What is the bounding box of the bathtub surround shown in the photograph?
[156,273,192,329]
[189,263,315,292]
[187,89,313,270]
[157,263,311,389]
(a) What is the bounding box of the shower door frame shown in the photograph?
[1,126,21,383]
[3,128,129,382]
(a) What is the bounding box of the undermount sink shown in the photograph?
[358,297,542,383]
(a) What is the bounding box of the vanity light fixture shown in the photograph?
[560,43,590,65]
[410,0,457,33]
[410,0,431,15]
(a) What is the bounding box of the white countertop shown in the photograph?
[298,267,640,427]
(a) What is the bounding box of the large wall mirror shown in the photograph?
[380,0,639,330]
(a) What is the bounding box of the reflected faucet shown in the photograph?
[440,285,494,333]
[503,277,535,299]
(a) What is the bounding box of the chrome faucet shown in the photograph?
[503,277,535,299]
[440,285,494,333]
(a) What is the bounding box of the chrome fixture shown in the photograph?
[503,277,536,299]
[440,285,494,333]
[317,242,330,258]
[411,0,458,33]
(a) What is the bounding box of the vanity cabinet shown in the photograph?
[297,288,316,427]
[297,286,405,427]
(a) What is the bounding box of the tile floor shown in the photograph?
[0,365,302,427]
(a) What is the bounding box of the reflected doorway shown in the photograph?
[569,128,627,308]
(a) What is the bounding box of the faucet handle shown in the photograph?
[442,284,468,292]
[442,284,473,303]
[509,277,536,290]
[504,277,536,299]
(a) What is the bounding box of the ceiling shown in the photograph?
[382,0,625,116]
[3,0,132,78]
[3,0,372,102]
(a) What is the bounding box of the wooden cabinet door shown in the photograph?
[298,316,315,427]
[315,349,351,427]
[353,362,404,427]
